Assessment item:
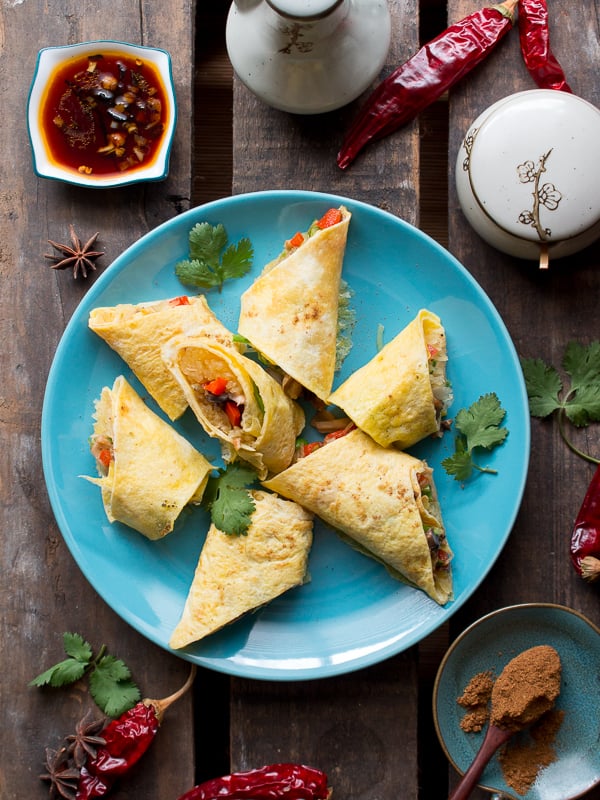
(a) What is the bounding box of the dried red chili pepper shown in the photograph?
[76,666,196,799]
[518,0,572,92]
[570,464,600,582]
[337,0,517,169]
[177,763,331,800]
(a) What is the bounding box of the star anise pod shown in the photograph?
[65,709,107,768]
[45,224,104,279]
[39,746,80,800]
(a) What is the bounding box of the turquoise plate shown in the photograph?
[433,603,600,799]
[41,189,530,680]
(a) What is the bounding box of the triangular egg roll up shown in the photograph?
[238,206,351,401]
[162,335,305,479]
[89,295,232,420]
[169,490,313,649]
[264,428,453,605]
[328,309,452,449]
[82,375,212,540]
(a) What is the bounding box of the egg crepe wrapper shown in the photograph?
[169,490,314,649]
[237,206,351,401]
[264,428,453,605]
[88,295,232,420]
[328,309,451,449]
[162,334,305,479]
[82,375,212,540]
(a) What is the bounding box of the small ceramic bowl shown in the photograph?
[455,90,600,269]
[433,603,600,800]
[27,41,176,188]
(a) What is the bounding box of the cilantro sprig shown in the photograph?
[175,222,253,292]
[30,632,140,718]
[521,341,600,464]
[442,393,508,481]
[202,462,259,535]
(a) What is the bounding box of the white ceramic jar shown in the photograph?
[455,90,600,268]
[225,0,391,114]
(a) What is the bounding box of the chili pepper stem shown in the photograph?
[144,665,197,722]
[580,556,600,582]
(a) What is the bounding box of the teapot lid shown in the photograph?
[267,0,343,19]
[464,90,600,246]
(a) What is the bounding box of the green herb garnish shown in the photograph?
[175,222,253,292]
[202,462,259,535]
[521,341,600,463]
[442,392,508,481]
[29,632,140,718]
[335,279,356,371]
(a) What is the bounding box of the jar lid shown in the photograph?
[464,90,600,248]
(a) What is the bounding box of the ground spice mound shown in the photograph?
[456,646,564,795]
[456,670,494,732]
[498,709,565,795]
[490,645,561,730]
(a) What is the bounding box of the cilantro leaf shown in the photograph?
[454,393,508,451]
[521,342,600,463]
[29,633,141,718]
[63,631,94,663]
[175,222,253,292]
[221,238,254,279]
[203,462,258,535]
[442,393,508,482]
[30,632,93,687]
[29,657,88,688]
[89,655,140,718]
[519,357,563,418]
[189,221,228,263]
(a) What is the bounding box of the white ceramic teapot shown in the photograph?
[226,0,391,114]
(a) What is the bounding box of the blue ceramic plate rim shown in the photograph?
[433,602,600,800]
[27,40,177,188]
[41,189,530,680]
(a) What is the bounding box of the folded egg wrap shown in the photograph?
[162,335,304,479]
[169,490,314,648]
[263,428,453,605]
[88,295,232,420]
[82,375,212,540]
[328,308,451,449]
[237,206,351,400]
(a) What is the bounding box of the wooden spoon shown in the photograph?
[448,723,514,800]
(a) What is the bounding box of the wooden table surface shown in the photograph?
[2,1,600,798]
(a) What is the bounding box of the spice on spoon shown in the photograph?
[454,645,563,798]
[489,645,561,730]
[336,0,517,169]
[517,0,572,92]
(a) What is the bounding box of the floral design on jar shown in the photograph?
[517,149,562,241]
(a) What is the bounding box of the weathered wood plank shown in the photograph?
[0,1,196,797]
[229,2,424,798]
[446,2,600,797]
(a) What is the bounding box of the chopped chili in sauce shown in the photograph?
[40,52,168,176]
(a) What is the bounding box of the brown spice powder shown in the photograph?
[490,645,561,730]
[457,670,494,733]
[498,709,565,795]
[456,648,564,795]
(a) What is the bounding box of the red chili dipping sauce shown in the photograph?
[40,51,169,177]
